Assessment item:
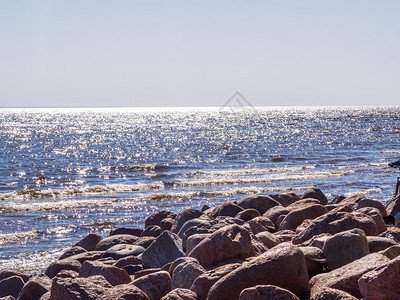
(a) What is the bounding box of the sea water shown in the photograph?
[0,106,399,273]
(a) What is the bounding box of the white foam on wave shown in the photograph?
[0,182,164,201]
[0,230,40,243]
[192,165,315,176]
[381,150,400,154]
[338,162,388,169]
[98,163,162,172]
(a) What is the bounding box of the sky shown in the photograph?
[0,1,399,107]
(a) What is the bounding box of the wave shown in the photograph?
[338,162,388,169]
[148,185,314,200]
[0,198,120,212]
[191,165,315,176]
[344,185,395,197]
[170,171,354,187]
[381,150,400,154]
[0,182,164,201]
[0,230,41,243]
[98,164,168,172]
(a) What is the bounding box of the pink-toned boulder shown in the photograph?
[379,245,400,259]
[310,287,358,300]
[18,274,52,300]
[301,188,328,205]
[100,284,149,299]
[236,208,260,221]
[0,270,29,283]
[160,288,197,300]
[171,260,205,290]
[206,243,309,300]
[160,218,175,232]
[367,236,398,253]
[268,192,300,207]
[145,210,177,228]
[185,234,210,255]
[95,234,139,251]
[357,207,386,233]
[239,285,300,300]
[322,228,369,270]
[299,246,325,278]
[168,257,199,276]
[379,226,400,243]
[293,211,379,245]
[114,255,143,268]
[67,251,103,264]
[255,231,280,248]
[237,195,281,215]
[79,260,131,286]
[353,198,387,218]
[385,193,400,216]
[262,206,289,226]
[217,201,244,217]
[190,263,241,300]
[273,230,295,243]
[141,225,161,238]
[188,224,253,268]
[45,259,81,279]
[279,204,328,231]
[246,216,275,233]
[131,270,171,300]
[299,233,331,250]
[309,253,390,298]
[171,209,203,233]
[358,254,400,300]
[74,233,103,251]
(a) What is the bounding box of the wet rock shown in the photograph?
[367,236,398,253]
[188,224,253,269]
[301,187,328,205]
[357,207,387,234]
[190,262,241,300]
[18,274,51,300]
[268,192,300,207]
[262,206,289,226]
[131,270,171,300]
[0,276,25,298]
[299,246,325,278]
[207,243,309,300]
[145,210,177,228]
[45,259,81,278]
[237,195,281,215]
[0,271,29,283]
[160,218,175,232]
[79,260,131,286]
[109,227,143,237]
[239,285,300,300]
[59,246,87,260]
[171,209,203,234]
[160,288,197,300]
[255,231,279,248]
[74,233,103,251]
[114,255,143,268]
[171,260,205,290]
[385,193,400,216]
[309,253,389,298]
[358,255,400,300]
[280,204,328,231]
[67,251,103,264]
[102,244,145,260]
[236,208,260,221]
[142,231,185,268]
[95,234,139,251]
[49,275,112,300]
[293,211,378,245]
[133,236,156,249]
[322,228,369,270]
[141,225,161,238]
[310,287,358,300]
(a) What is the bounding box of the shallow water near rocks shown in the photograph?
[1,106,399,273]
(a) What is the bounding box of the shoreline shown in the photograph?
[1,187,400,299]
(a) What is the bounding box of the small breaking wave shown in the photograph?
[381,150,400,154]
[338,162,388,169]
[98,164,168,172]
[192,165,315,176]
[0,198,120,212]
[171,171,354,187]
[0,182,164,201]
[0,230,41,243]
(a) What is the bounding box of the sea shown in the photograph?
[0,106,399,273]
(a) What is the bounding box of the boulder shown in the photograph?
[255,231,279,249]
[367,236,398,253]
[237,195,281,215]
[52,270,78,280]
[301,188,328,205]
[0,270,29,283]
[215,201,244,218]
[280,204,328,230]
[171,260,205,290]
[299,233,331,250]
[79,260,131,286]
[0,296,16,300]
[17,274,51,300]
[109,227,143,237]
[114,255,143,268]
[0,276,25,298]
[286,198,323,210]
[59,246,87,260]
[293,211,379,245]
[309,253,390,298]
[177,218,211,239]
[299,246,325,278]
[102,244,145,260]
[135,268,162,279]
[74,233,103,251]
[145,210,177,228]
[141,225,161,238]
[95,234,139,251]
[310,287,358,300]
[239,285,300,300]
[171,209,203,233]
[49,275,112,300]
[206,243,309,300]
[262,206,289,226]
[160,288,197,300]
[133,236,156,249]
[168,257,200,276]
[353,198,387,218]
[274,230,295,243]
[357,207,386,234]
[246,216,275,234]
[358,254,400,300]
[131,271,171,300]
[235,208,260,221]
[142,231,185,268]
[45,259,81,278]
[185,234,211,255]
[322,228,369,270]
[160,218,175,232]
[385,193,400,216]
[379,245,400,259]
[190,263,241,300]
[67,251,103,264]
[123,264,143,276]
[99,284,149,299]
[268,192,300,207]
[188,224,253,268]
[379,226,400,243]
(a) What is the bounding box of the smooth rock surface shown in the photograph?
[79,260,131,286]
[131,270,171,300]
[239,285,300,300]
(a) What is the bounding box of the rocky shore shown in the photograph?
[2,187,400,300]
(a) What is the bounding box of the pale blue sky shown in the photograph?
[0,1,399,107]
